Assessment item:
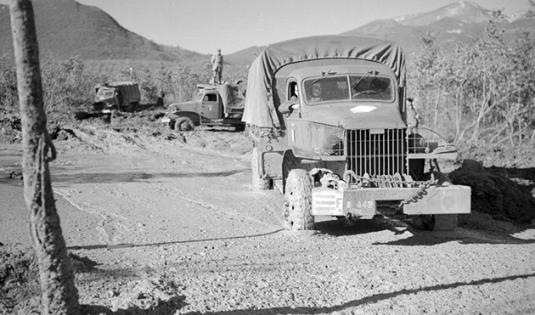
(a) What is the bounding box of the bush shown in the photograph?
[410,12,535,165]
[0,57,19,116]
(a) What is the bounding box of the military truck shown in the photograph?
[93,81,140,113]
[243,35,471,231]
[161,83,245,131]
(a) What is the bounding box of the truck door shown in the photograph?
[200,92,220,120]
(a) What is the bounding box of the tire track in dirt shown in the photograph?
[55,188,133,244]
[156,182,280,230]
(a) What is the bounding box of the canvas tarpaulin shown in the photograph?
[242,35,406,131]
[217,84,244,108]
[216,83,245,115]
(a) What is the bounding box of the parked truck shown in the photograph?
[161,83,245,131]
[243,35,471,231]
[93,81,140,113]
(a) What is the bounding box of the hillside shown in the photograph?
[342,0,535,55]
[0,0,206,63]
[225,45,266,67]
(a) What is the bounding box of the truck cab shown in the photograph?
[198,89,221,120]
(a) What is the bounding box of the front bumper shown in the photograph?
[311,185,471,218]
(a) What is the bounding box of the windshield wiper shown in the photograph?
[351,75,369,90]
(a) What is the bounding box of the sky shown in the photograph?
[11,0,533,54]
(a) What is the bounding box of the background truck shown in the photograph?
[93,81,140,113]
[161,83,245,131]
[243,35,471,231]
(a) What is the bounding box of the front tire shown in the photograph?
[431,214,458,231]
[174,117,194,131]
[414,214,458,231]
[284,169,314,230]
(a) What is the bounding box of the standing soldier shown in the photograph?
[211,49,223,85]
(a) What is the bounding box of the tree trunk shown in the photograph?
[9,0,80,314]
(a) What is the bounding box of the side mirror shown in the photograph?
[279,100,298,114]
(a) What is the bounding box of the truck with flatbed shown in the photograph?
[93,81,140,113]
[161,83,245,131]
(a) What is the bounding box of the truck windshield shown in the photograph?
[303,75,394,104]
[304,76,349,104]
[350,75,393,101]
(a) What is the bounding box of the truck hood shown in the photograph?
[168,100,199,112]
[301,102,406,129]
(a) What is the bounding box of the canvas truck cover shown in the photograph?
[94,81,140,104]
[242,35,406,130]
[217,83,245,110]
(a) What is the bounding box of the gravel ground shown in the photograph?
[1,129,535,314]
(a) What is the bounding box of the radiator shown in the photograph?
[346,129,407,178]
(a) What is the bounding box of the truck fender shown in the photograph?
[171,111,200,125]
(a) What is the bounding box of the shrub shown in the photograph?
[410,12,535,164]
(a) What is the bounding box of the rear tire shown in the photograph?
[174,117,194,131]
[251,147,271,190]
[432,214,458,231]
[284,169,314,230]
[414,214,457,231]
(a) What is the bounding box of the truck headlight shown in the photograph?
[312,124,344,156]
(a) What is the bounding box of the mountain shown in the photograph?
[0,0,206,63]
[394,0,493,26]
[342,1,492,54]
[226,0,533,66]
[342,0,535,55]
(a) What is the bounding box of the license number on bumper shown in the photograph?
[311,185,471,217]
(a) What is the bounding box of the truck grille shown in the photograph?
[346,129,407,177]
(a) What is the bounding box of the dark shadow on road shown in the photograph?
[372,226,535,246]
[314,219,387,236]
[49,168,249,184]
[313,216,535,246]
[68,229,284,251]
[177,273,535,315]
[81,295,186,315]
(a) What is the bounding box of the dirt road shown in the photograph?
[1,129,535,314]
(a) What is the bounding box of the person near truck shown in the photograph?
[211,49,223,85]
[308,81,323,102]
